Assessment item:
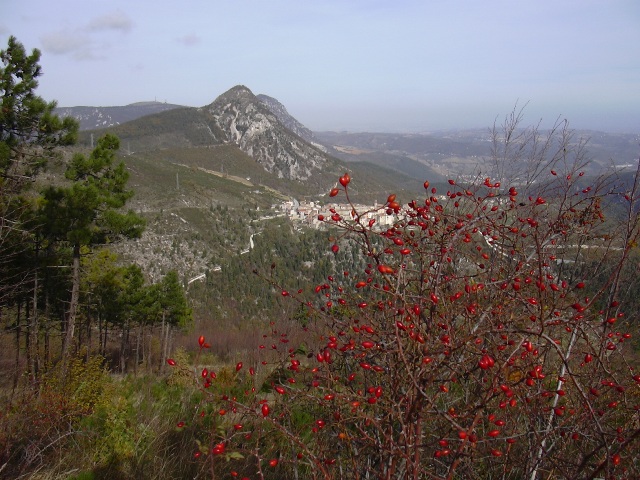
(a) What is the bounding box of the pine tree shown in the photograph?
[147,270,192,370]
[1,35,78,298]
[1,36,77,193]
[1,36,78,380]
[39,134,145,358]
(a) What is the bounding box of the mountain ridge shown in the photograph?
[55,101,185,130]
[58,89,638,182]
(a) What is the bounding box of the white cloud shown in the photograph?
[176,34,201,46]
[40,30,90,55]
[38,10,133,61]
[87,10,133,33]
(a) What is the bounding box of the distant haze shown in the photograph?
[2,0,639,133]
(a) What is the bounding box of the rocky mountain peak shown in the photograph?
[203,85,328,181]
[212,84,255,103]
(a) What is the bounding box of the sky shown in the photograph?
[2,0,639,133]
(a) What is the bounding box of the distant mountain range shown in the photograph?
[55,101,185,130]
[67,85,447,199]
[69,86,348,185]
[57,90,639,185]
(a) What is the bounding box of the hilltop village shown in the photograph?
[278,192,514,230]
[279,198,397,229]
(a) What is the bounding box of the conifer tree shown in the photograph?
[1,36,78,380]
[39,134,145,357]
[1,36,77,305]
[148,270,192,369]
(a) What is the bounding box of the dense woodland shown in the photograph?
[2,36,640,479]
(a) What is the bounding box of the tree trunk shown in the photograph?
[12,303,22,392]
[44,288,50,368]
[30,265,39,383]
[119,320,129,373]
[97,314,102,356]
[101,318,108,356]
[125,326,130,372]
[147,327,153,371]
[159,312,166,372]
[62,243,81,359]
[77,313,83,352]
[135,326,141,376]
[25,300,31,381]
[43,250,52,370]
[163,322,171,371]
[85,312,91,362]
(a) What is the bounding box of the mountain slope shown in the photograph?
[55,101,185,130]
[85,86,341,185]
[86,106,223,151]
[203,86,329,181]
[256,94,314,141]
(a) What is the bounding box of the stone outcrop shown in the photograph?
[203,86,328,181]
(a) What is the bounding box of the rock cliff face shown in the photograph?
[256,94,312,141]
[203,86,328,181]
[257,94,328,154]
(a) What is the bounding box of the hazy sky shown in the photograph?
[2,1,639,133]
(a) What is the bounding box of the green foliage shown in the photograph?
[42,353,110,416]
[83,249,129,324]
[154,270,193,329]
[83,252,146,318]
[79,249,194,373]
[39,133,145,247]
[74,375,204,479]
[34,132,146,357]
[197,218,367,328]
[0,353,108,477]
[0,36,77,190]
[166,347,193,387]
[1,367,208,479]
[0,35,78,309]
[82,390,141,469]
